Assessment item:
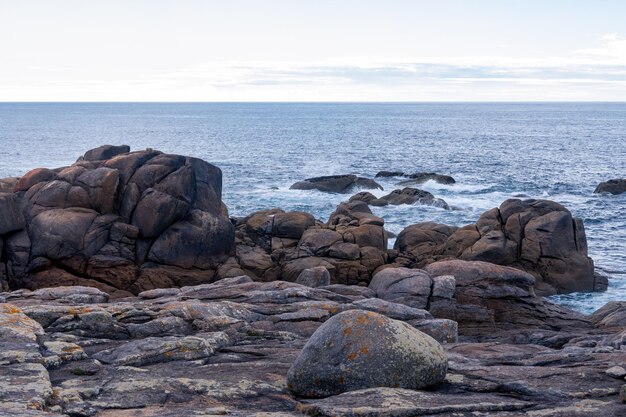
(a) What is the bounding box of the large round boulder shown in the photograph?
[287,309,448,398]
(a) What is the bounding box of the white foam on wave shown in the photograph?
[420,179,496,193]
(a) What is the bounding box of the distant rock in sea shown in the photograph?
[375,170,456,185]
[290,174,383,193]
[594,178,626,195]
[350,187,450,209]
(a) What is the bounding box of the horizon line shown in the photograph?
[2,100,626,104]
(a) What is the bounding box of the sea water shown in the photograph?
[0,102,624,313]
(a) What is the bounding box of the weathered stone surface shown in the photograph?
[290,175,383,193]
[394,222,457,258]
[395,199,597,295]
[0,193,25,234]
[2,146,234,295]
[272,211,316,239]
[348,191,388,206]
[369,267,433,309]
[3,286,108,305]
[93,333,230,366]
[594,178,626,195]
[82,144,131,161]
[301,387,530,417]
[0,275,624,416]
[424,260,591,343]
[287,310,448,398]
[589,301,626,328]
[374,171,405,178]
[14,167,58,192]
[605,366,626,379]
[397,172,456,185]
[381,187,449,208]
[374,171,456,184]
[295,267,331,288]
[0,176,19,193]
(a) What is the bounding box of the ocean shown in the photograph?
[0,102,624,313]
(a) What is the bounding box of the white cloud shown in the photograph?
[3,35,626,101]
[575,34,626,63]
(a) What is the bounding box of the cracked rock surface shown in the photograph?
[1,278,624,417]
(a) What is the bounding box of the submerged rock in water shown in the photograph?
[374,170,405,178]
[594,178,626,195]
[403,172,456,185]
[349,187,449,209]
[286,309,448,398]
[290,174,383,193]
[382,187,449,208]
[374,170,456,185]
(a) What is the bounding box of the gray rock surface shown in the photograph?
[0,275,624,416]
[594,178,626,195]
[287,310,448,398]
[295,267,331,287]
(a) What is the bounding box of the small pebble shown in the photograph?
[605,366,626,379]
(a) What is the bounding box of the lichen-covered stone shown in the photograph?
[287,309,448,398]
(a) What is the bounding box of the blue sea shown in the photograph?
[0,102,624,313]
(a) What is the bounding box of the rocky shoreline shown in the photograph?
[1,145,625,416]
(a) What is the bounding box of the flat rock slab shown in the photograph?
[300,387,533,416]
[0,279,625,416]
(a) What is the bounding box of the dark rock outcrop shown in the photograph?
[0,146,235,296]
[375,171,456,185]
[594,178,626,195]
[393,199,597,295]
[350,187,449,209]
[400,172,456,185]
[374,170,405,178]
[287,310,448,398]
[233,202,388,286]
[82,144,131,162]
[290,175,383,193]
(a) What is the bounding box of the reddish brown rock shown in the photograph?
[4,146,234,296]
[395,199,597,295]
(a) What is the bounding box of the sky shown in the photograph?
[1,0,625,101]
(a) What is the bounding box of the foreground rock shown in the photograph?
[290,175,383,193]
[0,277,624,417]
[595,178,626,195]
[0,145,235,296]
[287,310,448,398]
[393,199,599,295]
